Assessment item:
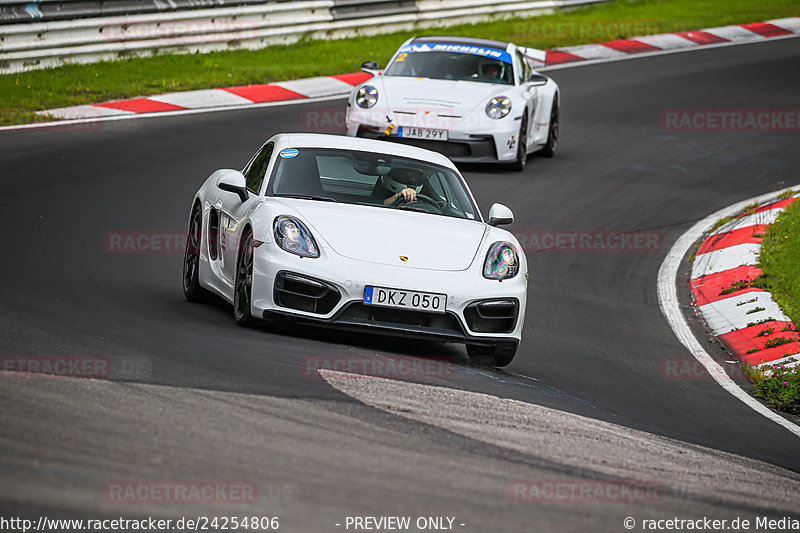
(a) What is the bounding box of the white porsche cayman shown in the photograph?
[346,36,559,171]
[183,134,528,366]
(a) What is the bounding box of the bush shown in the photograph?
[750,360,800,415]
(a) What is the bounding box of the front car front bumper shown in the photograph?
[346,107,522,163]
[251,241,527,348]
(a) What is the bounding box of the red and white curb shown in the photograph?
[546,17,800,66]
[34,17,800,122]
[691,196,800,371]
[658,189,800,437]
[40,72,373,120]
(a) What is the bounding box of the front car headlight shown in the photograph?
[356,85,378,108]
[274,216,319,258]
[483,242,519,280]
[485,96,511,119]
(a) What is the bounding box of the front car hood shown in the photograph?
[379,76,506,119]
[273,199,486,271]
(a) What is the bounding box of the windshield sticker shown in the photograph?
[398,43,512,64]
[280,148,299,158]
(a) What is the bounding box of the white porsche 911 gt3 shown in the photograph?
[183,133,528,366]
[346,36,559,171]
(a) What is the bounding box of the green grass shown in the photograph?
[2,0,800,125]
[744,195,800,415]
[747,361,800,415]
[759,197,800,325]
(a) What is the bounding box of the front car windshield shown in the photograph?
[266,147,480,221]
[384,42,514,85]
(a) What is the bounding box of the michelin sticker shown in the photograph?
[398,43,512,64]
[280,148,299,158]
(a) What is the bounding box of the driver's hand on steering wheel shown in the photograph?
[385,187,417,205]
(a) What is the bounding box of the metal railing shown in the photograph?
[0,0,607,72]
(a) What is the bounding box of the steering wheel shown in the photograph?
[392,193,443,211]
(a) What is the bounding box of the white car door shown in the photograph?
[217,142,274,285]
[514,49,538,151]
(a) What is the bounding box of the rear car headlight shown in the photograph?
[483,242,519,280]
[356,85,378,108]
[485,96,511,119]
[274,216,319,258]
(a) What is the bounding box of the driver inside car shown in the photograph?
[377,167,425,205]
[478,62,502,81]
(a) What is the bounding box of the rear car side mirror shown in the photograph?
[488,203,514,226]
[217,171,249,203]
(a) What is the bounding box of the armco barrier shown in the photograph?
[0,0,608,72]
[0,0,281,24]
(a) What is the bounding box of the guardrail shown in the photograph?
[0,0,608,73]
[0,0,281,25]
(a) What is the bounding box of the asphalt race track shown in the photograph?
[1,38,799,531]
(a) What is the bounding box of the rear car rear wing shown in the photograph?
[519,46,548,67]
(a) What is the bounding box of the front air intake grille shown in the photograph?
[464,299,519,333]
[274,271,340,315]
[389,137,471,158]
[338,303,464,336]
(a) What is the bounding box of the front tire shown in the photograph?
[183,203,211,302]
[233,230,257,327]
[466,344,517,367]
[538,98,558,158]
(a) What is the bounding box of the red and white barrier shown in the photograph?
[691,197,800,369]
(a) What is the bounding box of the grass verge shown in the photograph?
[2,0,800,125]
[745,194,800,415]
[746,361,800,415]
[760,196,800,326]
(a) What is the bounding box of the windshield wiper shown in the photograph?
[274,194,337,202]
[398,206,435,214]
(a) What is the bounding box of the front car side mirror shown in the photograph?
[361,61,379,75]
[217,171,249,203]
[528,73,549,86]
[488,203,514,226]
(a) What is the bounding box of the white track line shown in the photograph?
[657,187,800,438]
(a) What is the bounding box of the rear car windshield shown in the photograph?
[385,46,513,85]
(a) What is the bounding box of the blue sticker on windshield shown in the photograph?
[280,148,299,158]
[398,43,512,64]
